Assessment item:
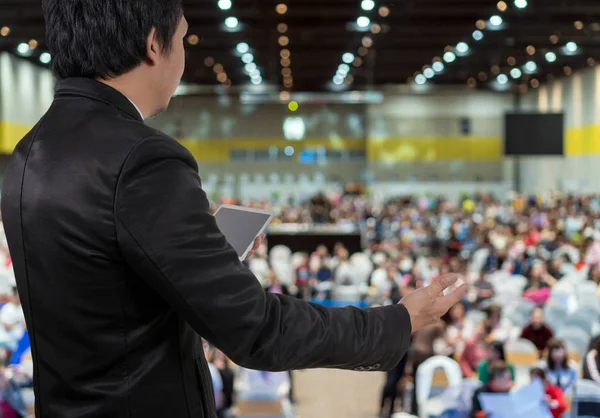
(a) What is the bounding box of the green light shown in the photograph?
[288,101,299,112]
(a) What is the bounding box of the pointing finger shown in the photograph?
[429,273,459,295]
[438,283,468,313]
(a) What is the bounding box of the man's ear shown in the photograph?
[146,27,159,65]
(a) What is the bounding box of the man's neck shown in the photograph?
[98,72,155,119]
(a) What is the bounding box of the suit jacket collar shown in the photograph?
[54,78,144,122]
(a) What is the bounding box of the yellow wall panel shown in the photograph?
[565,124,600,156]
[367,137,502,162]
[0,121,32,154]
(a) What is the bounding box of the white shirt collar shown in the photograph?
[126,97,144,120]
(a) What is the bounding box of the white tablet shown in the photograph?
[213,204,273,261]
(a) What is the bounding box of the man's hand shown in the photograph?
[244,234,265,260]
[399,274,468,333]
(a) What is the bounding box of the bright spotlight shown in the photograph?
[545,51,557,62]
[510,68,522,78]
[333,75,344,85]
[356,16,371,28]
[489,15,503,27]
[456,42,469,54]
[17,43,30,55]
[415,74,427,85]
[39,52,51,64]
[218,0,232,10]
[566,41,578,52]
[497,74,508,84]
[443,51,456,63]
[338,64,350,74]
[342,52,355,63]
[472,30,484,41]
[236,42,249,54]
[432,61,445,72]
[244,63,257,73]
[224,17,239,28]
[241,53,254,63]
[514,0,527,8]
[525,61,537,72]
[251,77,262,85]
[423,68,435,78]
[361,0,375,11]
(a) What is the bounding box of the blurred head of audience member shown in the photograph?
[471,361,512,418]
[520,307,554,354]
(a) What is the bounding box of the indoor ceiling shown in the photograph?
[1,0,600,92]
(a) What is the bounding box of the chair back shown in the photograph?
[415,356,462,409]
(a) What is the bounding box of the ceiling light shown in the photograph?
[338,64,350,74]
[218,0,232,10]
[525,61,537,72]
[39,52,51,64]
[531,79,539,88]
[251,77,262,85]
[414,74,427,85]
[278,36,289,46]
[224,17,239,28]
[514,0,527,8]
[507,56,516,66]
[204,57,214,66]
[526,45,536,55]
[16,43,30,55]
[497,74,508,84]
[241,53,254,63]
[362,36,373,48]
[574,21,584,30]
[378,6,390,17]
[28,39,38,49]
[278,23,288,33]
[236,42,249,54]
[489,15,503,27]
[371,24,382,34]
[361,0,375,11]
[588,57,596,66]
[0,26,10,37]
[456,42,469,54]
[187,35,199,45]
[545,52,557,62]
[566,42,578,52]
[432,62,444,72]
[472,30,484,41]
[276,3,288,14]
[564,66,573,75]
[443,52,456,63]
[280,49,291,59]
[342,52,355,63]
[213,63,224,73]
[475,19,486,30]
[244,63,257,72]
[353,57,363,67]
[423,68,435,78]
[550,34,559,44]
[510,68,522,78]
[497,1,507,12]
[467,78,477,88]
[357,16,371,28]
[333,75,344,85]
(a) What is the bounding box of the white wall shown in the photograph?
[0,52,55,125]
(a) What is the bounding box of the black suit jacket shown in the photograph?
[1,78,412,418]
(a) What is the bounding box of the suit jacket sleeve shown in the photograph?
[114,136,412,372]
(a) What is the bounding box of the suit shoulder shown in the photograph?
[122,133,198,172]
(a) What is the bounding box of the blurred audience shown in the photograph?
[530,367,567,418]
[520,307,554,355]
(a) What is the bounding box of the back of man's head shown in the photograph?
[42,0,183,80]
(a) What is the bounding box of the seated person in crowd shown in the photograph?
[484,304,509,343]
[477,341,515,385]
[460,322,492,378]
[530,367,567,418]
[264,269,290,296]
[584,335,600,383]
[539,339,578,393]
[471,361,513,418]
[443,302,472,358]
[520,307,554,355]
[523,261,555,306]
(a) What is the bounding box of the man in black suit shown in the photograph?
[1,1,467,417]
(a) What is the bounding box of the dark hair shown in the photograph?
[546,338,569,370]
[489,341,507,361]
[488,360,510,380]
[485,304,502,318]
[530,367,546,380]
[42,0,183,79]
